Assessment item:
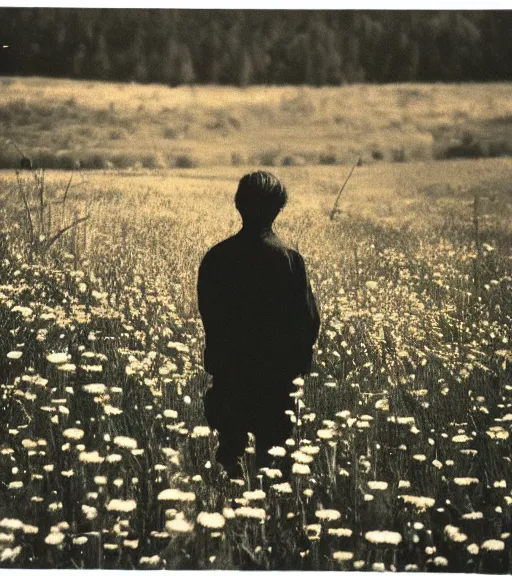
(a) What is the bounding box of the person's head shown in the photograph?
[235,171,287,228]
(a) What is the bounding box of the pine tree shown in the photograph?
[161,36,180,86]
[131,28,148,83]
[177,44,195,85]
[238,48,253,88]
[72,43,87,78]
[93,33,111,80]
[200,19,223,83]
[0,9,511,85]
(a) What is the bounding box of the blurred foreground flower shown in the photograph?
[400,495,436,510]
[271,482,292,494]
[329,528,352,537]
[333,551,354,562]
[82,505,98,520]
[166,517,194,533]
[197,512,226,529]
[83,383,107,394]
[158,488,196,502]
[292,463,311,475]
[63,428,84,440]
[192,426,211,437]
[444,525,467,543]
[368,481,388,490]
[243,490,266,501]
[268,446,286,457]
[139,555,161,566]
[106,499,137,513]
[486,427,509,440]
[481,539,505,552]
[365,530,402,545]
[0,546,22,562]
[315,509,341,521]
[113,436,138,450]
[453,477,479,486]
[234,507,266,520]
[45,531,65,546]
[46,352,69,364]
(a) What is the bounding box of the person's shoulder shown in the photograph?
[200,235,238,265]
[266,232,291,253]
[284,247,307,276]
[281,243,304,265]
[269,235,306,270]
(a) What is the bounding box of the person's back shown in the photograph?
[198,172,320,476]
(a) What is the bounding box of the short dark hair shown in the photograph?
[235,171,287,224]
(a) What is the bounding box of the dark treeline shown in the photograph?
[1,9,511,85]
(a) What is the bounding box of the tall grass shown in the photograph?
[1,79,512,170]
[0,161,510,570]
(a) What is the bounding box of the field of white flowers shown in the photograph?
[0,159,510,570]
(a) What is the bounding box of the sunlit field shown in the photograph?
[2,78,512,169]
[0,156,511,570]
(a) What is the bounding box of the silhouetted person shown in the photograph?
[198,171,320,477]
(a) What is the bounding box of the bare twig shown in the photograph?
[61,171,74,205]
[473,194,481,258]
[472,194,482,291]
[47,200,52,236]
[38,169,45,237]
[82,216,88,255]
[354,246,360,311]
[329,157,360,220]
[6,139,25,159]
[16,171,34,246]
[72,210,79,270]
[42,214,90,252]
[7,139,32,169]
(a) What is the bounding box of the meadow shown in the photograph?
[1,77,512,170]
[0,81,511,571]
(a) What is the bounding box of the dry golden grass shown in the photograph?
[2,78,512,168]
[0,156,511,570]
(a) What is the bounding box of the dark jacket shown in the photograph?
[198,226,320,386]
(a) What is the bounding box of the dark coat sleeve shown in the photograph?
[197,250,222,375]
[291,251,320,375]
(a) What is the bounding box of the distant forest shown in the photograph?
[1,9,511,85]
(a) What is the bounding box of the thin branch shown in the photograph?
[7,139,25,159]
[16,171,34,245]
[43,214,90,251]
[38,168,45,236]
[329,157,360,221]
[61,171,74,205]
